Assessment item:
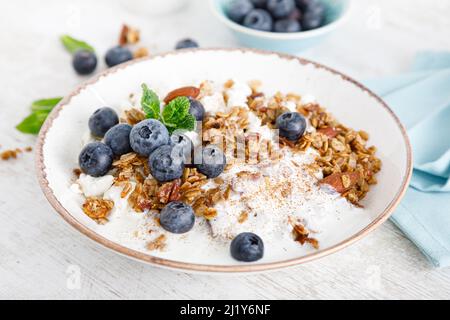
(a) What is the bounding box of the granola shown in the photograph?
[71,79,381,256]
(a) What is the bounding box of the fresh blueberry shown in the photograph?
[230,232,264,262]
[301,10,323,30]
[288,7,302,20]
[243,9,273,32]
[78,142,113,177]
[267,0,295,19]
[306,1,326,16]
[72,50,97,75]
[105,46,133,67]
[104,124,132,156]
[175,38,199,50]
[274,19,301,32]
[227,0,254,23]
[295,0,317,11]
[276,111,307,141]
[188,97,205,121]
[195,145,226,178]
[250,0,267,8]
[130,119,169,156]
[170,132,194,164]
[159,201,195,234]
[88,107,119,138]
[148,144,184,182]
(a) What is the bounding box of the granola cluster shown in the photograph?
[248,89,382,204]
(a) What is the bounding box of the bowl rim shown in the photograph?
[36,48,412,273]
[209,0,353,40]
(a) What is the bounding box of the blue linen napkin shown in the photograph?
[364,52,450,268]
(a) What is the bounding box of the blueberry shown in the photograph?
[276,111,306,141]
[88,107,119,138]
[274,19,301,32]
[227,0,254,23]
[301,10,323,30]
[230,232,264,262]
[170,132,194,164]
[78,142,113,177]
[160,201,195,234]
[195,145,226,178]
[105,46,133,67]
[288,7,302,20]
[267,0,295,19]
[188,97,205,121]
[72,50,97,75]
[295,0,322,12]
[175,38,199,50]
[243,9,273,32]
[306,1,326,16]
[148,144,184,182]
[104,124,132,156]
[250,0,267,8]
[130,119,169,156]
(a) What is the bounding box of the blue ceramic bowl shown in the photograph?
[210,0,352,53]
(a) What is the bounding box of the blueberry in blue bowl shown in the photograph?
[227,0,254,23]
[104,123,132,156]
[148,144,185,183]
[243,9,273,32]
[230,232,264,262]
[88,107,119,138]
[78,142,114,177]
[159,201,195,234]
[130,119,169,157]
[267,0,296,19]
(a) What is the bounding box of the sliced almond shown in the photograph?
[163,86,200,104]
[317,127,339,138]
[319,172,359,193]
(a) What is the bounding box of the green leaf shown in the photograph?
[31,97,62,112]
[60,35,94,54]
[175,114,196,133]
[16,111,49,135]
[162,96,190,125]
[141,84,161,120]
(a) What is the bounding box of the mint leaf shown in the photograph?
[162,96,190,126]
[31,97,62,112]
[16,111,49,135]
[60,35,94,54]
[175,114,196,132]
[139,84,195,134]
[141,84,161,120]
[16,97,62,135]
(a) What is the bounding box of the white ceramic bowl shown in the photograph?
[36,49,412,273]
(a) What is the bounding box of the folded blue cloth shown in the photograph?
[364,52,450,268]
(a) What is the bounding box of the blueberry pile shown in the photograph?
[76,90,276,262]
[226,0,326,32]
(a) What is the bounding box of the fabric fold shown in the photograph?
[365,51,450,267]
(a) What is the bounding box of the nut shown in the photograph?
[163,86,200,104]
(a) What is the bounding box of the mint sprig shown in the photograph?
[16,97,62,135]
[141,84,162,121]
[140,84,196,134]
[60,35,95,54]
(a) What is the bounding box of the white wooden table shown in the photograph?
[1,0,449,299]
